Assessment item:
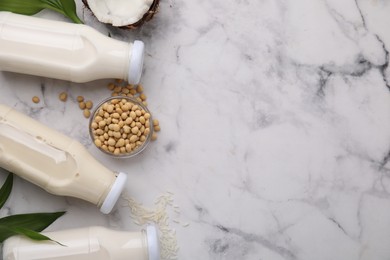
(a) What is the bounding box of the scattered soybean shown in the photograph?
[59,92,68,102]
[32,96,40,104]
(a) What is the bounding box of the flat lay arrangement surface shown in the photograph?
[0,0,390,259]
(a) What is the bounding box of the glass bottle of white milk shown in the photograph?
[2,225,160,260]
[0,12,144,84]
[0,104,127,214]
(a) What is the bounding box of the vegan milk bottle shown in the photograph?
[0,12,144,84]
[0,104,127,214]
[3,225,160,260]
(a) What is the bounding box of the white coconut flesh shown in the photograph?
[87,0,154,26]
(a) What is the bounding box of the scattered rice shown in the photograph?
[123,192,187,260]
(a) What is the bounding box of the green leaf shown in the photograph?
[12,227,52,241]
[0,0,83,24]
[0,0,46,15]
[0,211,65,243]
[11,227,66,246]
[0,173,13,210]
[58,0,83,24]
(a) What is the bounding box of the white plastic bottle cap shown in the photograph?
[100,172,127,214]
[128,40,145,84]
[146,225,160,260]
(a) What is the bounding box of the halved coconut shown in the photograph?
[83,0,160,29]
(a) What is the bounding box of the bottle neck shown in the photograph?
[51,141,118,209]
[69,33,131,82]
[90,227,149,259]
[86,42,131,82]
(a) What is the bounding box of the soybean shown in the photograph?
[85,100,93,109]
[59,92,68,102]
[83,109,91,118]
[32,96,40,104]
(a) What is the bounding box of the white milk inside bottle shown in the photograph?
[0,12,144,84]
[2,226,160,260]
[0,104,127,214]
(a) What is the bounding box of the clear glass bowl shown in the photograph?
[89,96,153,158]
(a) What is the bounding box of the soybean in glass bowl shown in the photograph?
[89,96,153,158]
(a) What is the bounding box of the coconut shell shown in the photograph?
[82,0,160,29]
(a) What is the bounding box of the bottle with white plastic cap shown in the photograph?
[0,103,127,214]
[0,12,144,84]
[2,225,160,260]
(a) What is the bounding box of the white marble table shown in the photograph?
[1,0,390,259]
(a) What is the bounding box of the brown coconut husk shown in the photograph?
[82,0,160,30]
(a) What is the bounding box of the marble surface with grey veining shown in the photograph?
[1,0,390,259]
